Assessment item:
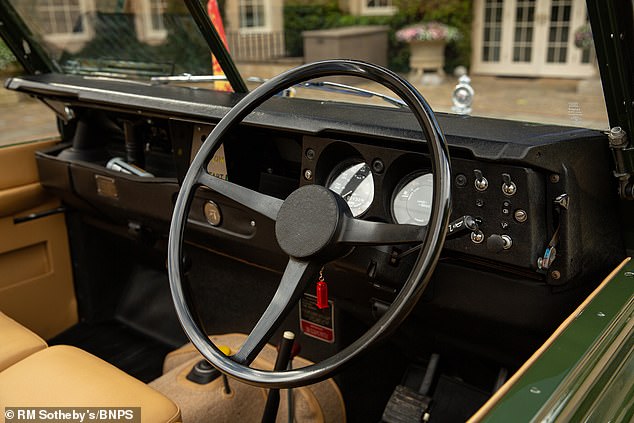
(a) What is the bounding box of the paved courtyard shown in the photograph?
[0,87,59,146]
[280,73,608,130]
[0,72,608,147]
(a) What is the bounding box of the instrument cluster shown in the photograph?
[304,136,442,229]
[327,160,434,226]
[302,135,549,272]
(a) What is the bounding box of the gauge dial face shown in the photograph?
[328,162,374,217]
[392,173,434,225]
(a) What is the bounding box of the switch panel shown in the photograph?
[444,158,547,270]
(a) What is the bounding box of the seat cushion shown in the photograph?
[0,311,47,371]
[0,345,180,423]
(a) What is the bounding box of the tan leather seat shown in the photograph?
[0,311,47,371]
[0,345,181,423]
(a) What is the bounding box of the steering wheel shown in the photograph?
[168,60,452,388]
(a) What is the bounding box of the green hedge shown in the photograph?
[0,40,17,72]
[418,0,472,73]
[283,2,343,58]
[283,0,472,73]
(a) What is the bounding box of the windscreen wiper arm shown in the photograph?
[247,77,407,108]
[298,81,407,108]
[152,74,407,108]
[150,74,228,84]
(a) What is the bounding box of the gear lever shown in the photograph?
[261,331,296,423]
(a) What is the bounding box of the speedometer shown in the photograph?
[392,173,434,225]
[328,162,374,217]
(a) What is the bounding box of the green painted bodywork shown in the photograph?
[481,259,634,422]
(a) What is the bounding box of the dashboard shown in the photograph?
[187,126,547,275]
[10,73,624,295]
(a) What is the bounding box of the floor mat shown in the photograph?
[49,320,172,383]
[150,333,346,423]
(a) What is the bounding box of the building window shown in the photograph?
[36,0,90,40]
[240,0,268,31]
[137,0,167,44]
[482,0,503,62]
[513,0,536,63]
[149,0,167,32]
[362,0,396,16]
[367,0,392,7]
[547,0,572,63]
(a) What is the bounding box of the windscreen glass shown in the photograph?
[5,0,609,129]
[9,1,213,80]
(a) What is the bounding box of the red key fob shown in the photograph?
[316,279,329,309]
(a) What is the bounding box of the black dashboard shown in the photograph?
[10,73,624,296]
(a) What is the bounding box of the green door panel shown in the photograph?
[477,258,634,422]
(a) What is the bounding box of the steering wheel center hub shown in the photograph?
[275,185,345,258]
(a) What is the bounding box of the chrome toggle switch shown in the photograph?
[474,169,488,192]
[501,173,517,196]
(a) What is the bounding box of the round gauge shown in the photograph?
[328,162,374,217]
[392,173,434,226]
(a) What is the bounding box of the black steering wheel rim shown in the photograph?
[168,60,452,388]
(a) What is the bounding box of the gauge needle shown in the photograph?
[339,164,370,200]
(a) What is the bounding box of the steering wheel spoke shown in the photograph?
[232,258,322,365]
[198,171,283,221]
[339,218,427,246]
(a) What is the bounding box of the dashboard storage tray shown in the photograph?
[35,145,179,226]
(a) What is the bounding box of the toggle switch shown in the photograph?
[501,173,517,196]
[474,169,488,192]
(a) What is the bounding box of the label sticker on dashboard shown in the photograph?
[300,293,335,343]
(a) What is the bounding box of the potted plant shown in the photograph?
[573,23,599,93]
[573,23,593,51]
[395,21,460,78]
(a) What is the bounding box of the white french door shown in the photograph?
[472,0,596,77]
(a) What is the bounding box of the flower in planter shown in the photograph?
[574,23,593,50]
[395,22,461,43]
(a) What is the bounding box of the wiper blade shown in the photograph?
[247,77,407,108]
[63,59,174,78]
[150,74,228,84]
[299,81,407,108]
[154,75,407,107]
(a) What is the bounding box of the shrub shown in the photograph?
[417,0,472,73]
[283,0,472,73]
[283,1,342,57]
[0,40,17,72]
[283,1,407,71]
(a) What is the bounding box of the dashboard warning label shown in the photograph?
[299,293,334,343]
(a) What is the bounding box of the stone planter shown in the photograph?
[303,26,389,67]
[408,39,446,78]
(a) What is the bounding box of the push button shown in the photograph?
[487,234,513,252]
